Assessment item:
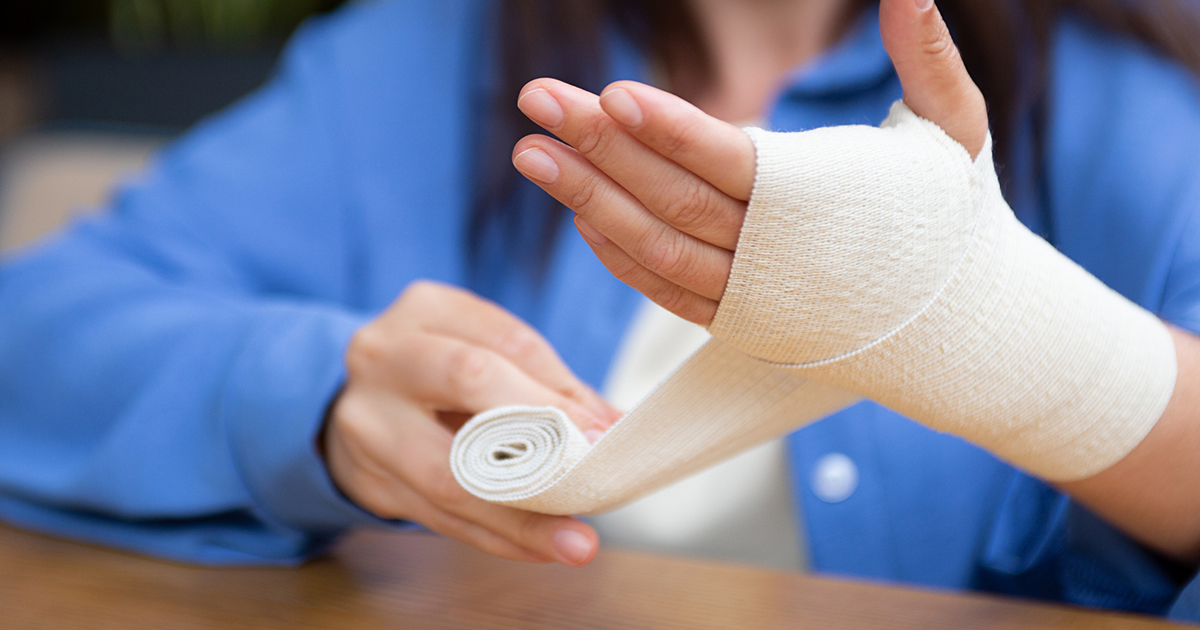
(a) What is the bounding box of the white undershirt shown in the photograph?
[591,298,808,571]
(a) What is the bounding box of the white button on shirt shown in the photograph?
[812,453,858,503]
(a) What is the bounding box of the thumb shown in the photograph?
[880,0,988,158]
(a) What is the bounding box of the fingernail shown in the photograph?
[513,148,560,184]
[915,0,934,10]
[518,88,565,129]
[553,529,593,565]
[574,216,607,246]
[600,88,644,128]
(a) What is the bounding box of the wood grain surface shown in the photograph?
[0,523,1188,629]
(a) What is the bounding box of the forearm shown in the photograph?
[0,228,373,561]
[719,115,1200,566]
[504,0,1200,594]
[1060,325,1200,564]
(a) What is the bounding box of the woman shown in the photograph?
[0,0,1197,619]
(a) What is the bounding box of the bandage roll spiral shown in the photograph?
[452,101,1178,516]
[451,406,592,504]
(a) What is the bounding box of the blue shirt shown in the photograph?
[1,0,1199,620]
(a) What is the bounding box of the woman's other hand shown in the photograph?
[511,0,987,325]
[323,281,619,566]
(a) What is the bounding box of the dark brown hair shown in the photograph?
[469,0,1200,278]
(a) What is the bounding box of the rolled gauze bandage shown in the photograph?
[451,340,859,515]
[711,101,1177,481]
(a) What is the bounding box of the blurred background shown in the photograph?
[0,0,348,252]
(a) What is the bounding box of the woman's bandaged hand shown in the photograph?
[713,103,1176,481]
[510,1,1177,482]
[512,0,990,325]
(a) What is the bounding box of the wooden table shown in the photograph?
[0,523,1188,629]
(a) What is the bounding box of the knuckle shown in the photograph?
[658,176,718,231]
[680,298,716,326]
[516,511,549,546]
[573,116,620,162]
[922,24,960,64]
[565,174,604,213]
[447,345,494,400]
[657,112,704,161]
[330,396,373,446]
[605,249,646,282]
[497,323,543,365]
[655,283,694,316]
[346,326,390,377]
[658,286,714,325]
[643,230,695,282]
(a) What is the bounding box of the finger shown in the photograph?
[518,78,746,250]
[352,403,600,566]
[513,135,733,301]
[350,449,553,563]
[597,80,757,201]
[575,216,719,326]
[423,487,599,568]
[323,395,552,563]
[879,0,988,158]
[389,330,609,431]
[411,495,561,564]
[391,281,618,424]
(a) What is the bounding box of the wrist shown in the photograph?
[710,101,1177,481]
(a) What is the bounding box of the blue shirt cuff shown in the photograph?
[219,302,386,534]
[1062,504,1197,616]
[1169,570,1200,622]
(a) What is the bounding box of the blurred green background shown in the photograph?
[0,0,350,137]
[0,1,352,253]
[106,0,347,50]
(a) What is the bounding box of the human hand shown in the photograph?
[511,0,987,325]
[323,281,620,566]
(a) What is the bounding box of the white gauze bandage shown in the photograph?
[451,340,859,515]
[451,101,1177,516]
[711,101,1177,481]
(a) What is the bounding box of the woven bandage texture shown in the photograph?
[451,101,1177,516]
[712,102,1177,481]
[451,340,859,515]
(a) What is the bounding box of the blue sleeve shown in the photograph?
[1041,15,1200,620]
[1162,207,1200,332]
[0,8,394,565]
